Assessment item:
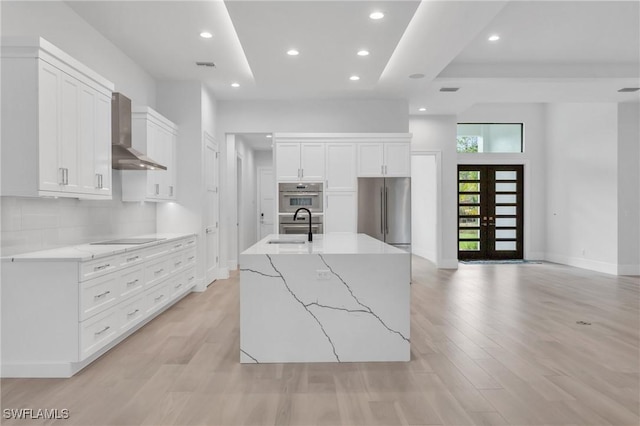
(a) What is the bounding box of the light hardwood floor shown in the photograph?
[2,257,639,425]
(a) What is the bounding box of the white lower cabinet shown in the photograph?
[1,235,197,378]
[324,192,357,233]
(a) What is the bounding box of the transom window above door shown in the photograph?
[457,123,524,153]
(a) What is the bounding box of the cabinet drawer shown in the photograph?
[118,251,146,268]
[184,248,196,267]
[80,256,118,281]
[145,282,169,315]
[145,258,170,288]
[80,273,119,321]
[183,237,197,250]
[80,306,120,359]
[184,267,196,289]
[169,253,184,274]
[120,295,145,332]
[170,273,188,298]
[120,265,144,300]
[170,239,187,252]
[145,243,171,260]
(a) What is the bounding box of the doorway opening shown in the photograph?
[458,165,524,260]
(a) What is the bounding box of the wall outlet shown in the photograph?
[316,269,331,280]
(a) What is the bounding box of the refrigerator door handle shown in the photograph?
[380,187,384,234]
[385,186,389,234]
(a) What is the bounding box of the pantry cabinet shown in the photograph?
[121,107,178,202]
[1,37,114,199]
[325,143,356,191]
[324,191,357,233]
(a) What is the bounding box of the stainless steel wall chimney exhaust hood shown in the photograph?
[111,93,167,170]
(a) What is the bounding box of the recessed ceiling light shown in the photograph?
[369,11,384,20]
[618,87,640,92]
[266,134,272,138]
[418,107,426,112]
[200,32,213,39]
[349,75,360,81]
[488,34,500,42]
[409,73,425,79]
[231,82,240,88]
[287,49,299,56]
[357,50,370,56]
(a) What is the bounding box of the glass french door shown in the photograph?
[458,165,523,260]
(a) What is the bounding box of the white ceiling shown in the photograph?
[236,133,273,151]
[67,0,640,115]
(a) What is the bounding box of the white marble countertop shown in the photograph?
[240,233,407,255]
[2,233,195,262]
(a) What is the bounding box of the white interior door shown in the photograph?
[204,132,219,285]
[258,167,274,239]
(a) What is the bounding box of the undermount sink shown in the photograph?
[267,239,306,245]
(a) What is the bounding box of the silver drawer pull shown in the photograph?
[154,294,164,302]
[175,261,182,266]
[94,291,111,299]
[127,309,140,317]
[187,256,195,261]
[154,268,164,275]
[175,283,183,289]
[94,264,111,271]
[126,279,139,286]
[174,243,183,249]
[188,276,195,282]
[95,326,110,336]
[186,240,195,245]
[126,256,139,262]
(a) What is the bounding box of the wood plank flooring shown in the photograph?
[2,258,638,425]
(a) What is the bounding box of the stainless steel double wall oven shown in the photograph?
[278,182,323,235]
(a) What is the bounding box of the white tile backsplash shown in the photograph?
[0,171,157,255]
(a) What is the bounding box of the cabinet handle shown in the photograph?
[175,283,183,289]
[188,276,195,282]
[154,268,164,275]
[385,165,388,175]
[126,256,139,262]
[94,290,111,299]
[95,326,110,336]
[59,168,65,185]
[64,168,69,185]
[126,279,139,286]
[381,165,384,175]
[187,256,195,261]
[94,264,111,271]
[174,243,183,249]
[301,168,304,178]
[155,183,160,195]
[96,173,102,189]
[127,309,140,317]
[154,294,165,302]
[175,261,182,266]
[169,186,174,196]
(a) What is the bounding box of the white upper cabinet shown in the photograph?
[1,37,114,199]
[276,142,325,181]
[121,107,178,202]
[357,142,411,177]
[325,143,356,191]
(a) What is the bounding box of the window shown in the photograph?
[457,123,523,153]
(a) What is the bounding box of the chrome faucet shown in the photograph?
[293,207,313,242]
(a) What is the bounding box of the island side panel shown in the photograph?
[240,252,410,363]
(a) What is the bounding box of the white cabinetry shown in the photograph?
[1,235,197,378]
[357,142,411,177]
[1,37,114,199]
[276,143,325,181]
[121,107,178,202]
[324,192,357,233]
[325,143,356,191]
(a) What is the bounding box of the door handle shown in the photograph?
[380,187,384,234]
[384,186,389,234]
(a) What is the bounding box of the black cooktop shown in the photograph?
[90,238,166,245]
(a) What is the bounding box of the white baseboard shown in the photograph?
[526,251,546,261]
[618,264,640,276]
[545,253,618,275]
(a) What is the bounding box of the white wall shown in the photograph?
[409,115,458,268]
[235,138,258,253]
[219,99,409,269]
[617,102,640,275]
[0,0,158,255]
[545,103,619,274]
[411,155,437,263]
[457,103,547,260]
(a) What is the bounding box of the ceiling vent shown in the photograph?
[440,87,460,92]
[196,61,216,68]
[618,87,640,92]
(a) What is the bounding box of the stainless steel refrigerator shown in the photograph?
[357,177,411,252]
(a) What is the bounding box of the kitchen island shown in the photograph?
[239,233,410,363]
